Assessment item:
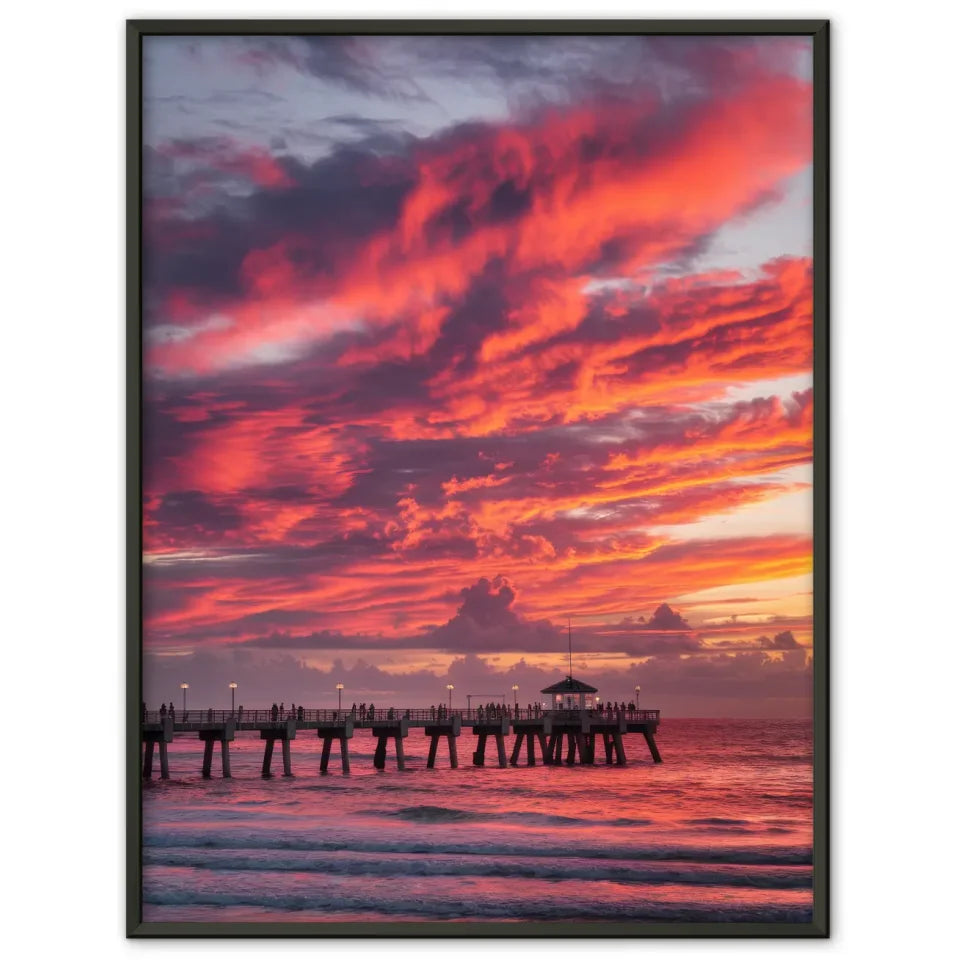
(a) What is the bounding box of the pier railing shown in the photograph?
[143,706,660,725]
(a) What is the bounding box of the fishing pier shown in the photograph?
[140,702,661,780]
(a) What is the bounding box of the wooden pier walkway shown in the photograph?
[141,707,661,779]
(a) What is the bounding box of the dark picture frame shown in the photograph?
[127,18,829,938]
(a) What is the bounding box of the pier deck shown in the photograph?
[140,707,661,779]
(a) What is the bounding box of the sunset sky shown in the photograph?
[142,34,814,716]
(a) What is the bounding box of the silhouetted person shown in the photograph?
[238,705,243,722]
[298,705,304,722]
[368,703,375,719]
[169,703,175,722]
[271,702,279,721]
[351,702,357,716]
[159,703,167,719]
[280,702,284,718]
[207,707,213,721]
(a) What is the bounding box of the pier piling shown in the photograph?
[259,718,296,777]
[318,720,353,775]
[471,717,507,767]
[199,720,236,778]
[371,719,409,771]
[141,716,173,780]
[425,717,460,769]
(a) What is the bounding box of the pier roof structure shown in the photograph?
[540,676,598,694]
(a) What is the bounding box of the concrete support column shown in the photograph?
[427,735,439,769]
[220,739,231,778]
[339,736,351,774]
[643,729,663,763]
[526,732,536,766]
[603,732,614,764]
[613,730,627,765]
[373,736,387,769]
[320,737,333,773]
[281,739,292,776]
[261,738,274,777]
[158,740,169,779]
[447,734,458,769]
[495,733,507,768]
[510,733,523,766]
[393,736,405,771]
[202,739,214,778]
[565,733,576,765]
[473,732,487,766]
[537,732,550,765]
[576,732,589,765]
[142,740,155,780]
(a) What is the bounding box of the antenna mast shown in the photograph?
[568,618,573,678]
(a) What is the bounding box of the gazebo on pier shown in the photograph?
[541,676,598,712]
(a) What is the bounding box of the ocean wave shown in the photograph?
[358,804,653,828]
[143,831,811,866]
[685,817,752,826]
[141,886,813,923]
[143,849,812,889]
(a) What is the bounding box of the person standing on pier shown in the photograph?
[168,702,175,722]
[238,705,243,723]
[160,703,167,719]
[271,702,278,721]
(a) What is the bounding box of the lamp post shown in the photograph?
[446,683,454,711]
[229,681,238,714]
[595,695,601,712]
[180,682,189,714]
[336,682,344,714]
[512,683,519,712]
[634,684,641,710]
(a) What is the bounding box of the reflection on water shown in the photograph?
[142,718,813,923]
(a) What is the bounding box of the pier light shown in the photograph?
[511,683,519,709]
[180,682,189,712]
[336,682,344,713]
[635,684,641,706]
[446,683,454,710]
[229,681,238,714]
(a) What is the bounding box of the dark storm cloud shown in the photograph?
[151,490,243,540]
[143,134,417,316]
[759,630,802,650]
[642,603,692,631]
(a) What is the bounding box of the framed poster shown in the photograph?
[128,19,829,937]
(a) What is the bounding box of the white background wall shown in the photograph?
[3,1,958,956]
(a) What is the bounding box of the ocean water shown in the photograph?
[141,718,813,924]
